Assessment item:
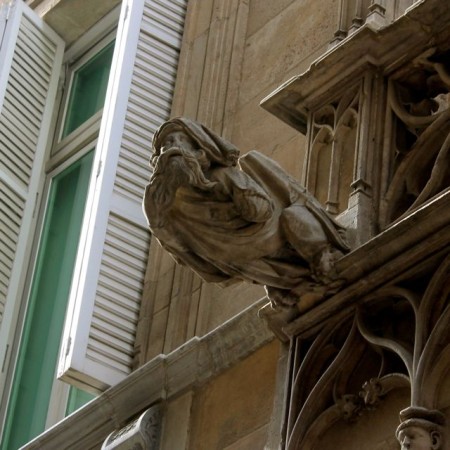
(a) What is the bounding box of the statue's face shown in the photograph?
[160,130,195,155]
[150,128,214,205]
[398,426,440,450]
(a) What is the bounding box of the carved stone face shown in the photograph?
[149,128,216,213]
[159,130,196,155]
[398,426,441,450]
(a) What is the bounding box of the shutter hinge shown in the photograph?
[65,337,72,356]
[32,192,39,218]
[59,65,68,93]
[2,344,10,373]
[1,0,16,21]
[96,160,102,178]
[123,2,129,21]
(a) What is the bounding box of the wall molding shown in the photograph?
[23,297,274,449]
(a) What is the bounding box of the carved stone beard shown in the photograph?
[150,147,217,210]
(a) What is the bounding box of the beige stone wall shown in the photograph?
[138,0,340,365]
[234,0,339,177]
[187,341,280,450]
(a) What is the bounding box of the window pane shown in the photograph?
[65,386,95,416]
[1,151,94,449]
[62,41,114,137]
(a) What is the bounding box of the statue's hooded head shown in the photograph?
[151,117,239,169]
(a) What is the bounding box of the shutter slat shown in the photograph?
[3,96,41,138]
[12,45,51,93]
[103,245,148,276]
[142,0,185,49]
[113,18,182,204]
[1,105,38,151]
[98,270,143,303]
[21,16,56,62]
[1,111,36,162]
[16,28,54,77]
[95,297,139,324]
[0,181,25,317]
[129,90,171,121]
[8,72,46,119]
[86,340,130,374]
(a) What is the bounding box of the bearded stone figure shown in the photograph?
[143,117,350,309]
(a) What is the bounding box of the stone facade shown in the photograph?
[23,0,450,448]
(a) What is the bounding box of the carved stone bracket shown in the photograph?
[260,190,450,341]
[101,404,161,450]
[281,250,450,449]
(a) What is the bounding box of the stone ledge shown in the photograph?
[260,189,450,341]
[23,298,273,449]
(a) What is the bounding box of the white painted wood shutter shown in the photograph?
[0,1,64,385]
[58,0,187,392]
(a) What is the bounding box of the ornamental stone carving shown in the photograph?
[101,405,161,450]
[143,117,350,309]
[254,1,450,449]
[382,48,450,227]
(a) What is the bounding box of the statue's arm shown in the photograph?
[218,168,274,222]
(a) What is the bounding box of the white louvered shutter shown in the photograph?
[57,0,187,392]
[0,1,64,386]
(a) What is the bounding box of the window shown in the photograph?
[0,1,65,440]
[62,40,115,138]
[0,0,187,446]
[1,150,95,449]
[0,17,115,448]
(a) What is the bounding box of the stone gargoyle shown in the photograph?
[143,117,350,309]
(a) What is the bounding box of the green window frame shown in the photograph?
[1,150,94,449]
[62,40,115,138]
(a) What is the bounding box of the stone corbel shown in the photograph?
[365,1,388,30]
[101,404,161,450]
